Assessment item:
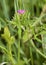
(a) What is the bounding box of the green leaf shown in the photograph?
[22,29,32,43]
[16,60,25,65]
[1,27,15,45]
[0,21,1,30]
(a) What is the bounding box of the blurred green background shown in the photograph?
[0,0,46,20]
[0,0,46,65]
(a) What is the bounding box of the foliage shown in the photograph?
[0,0,46,65]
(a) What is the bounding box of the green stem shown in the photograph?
[32,13,46,27]
[30,0,34,17]
[30,39,46,59]
[36,53,40,65]
[19,0,21,9]
[17,12,21,61]
[18,39,20,61]
[36,0,40,16]
[14,0,17,12]
[30,47,34,65]
[18,26,21,61]
[42,34,46,55]
[1,0,9,20]
[7,44,15,65]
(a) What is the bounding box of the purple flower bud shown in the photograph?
[17,10,25,14]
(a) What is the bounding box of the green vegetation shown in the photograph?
[0,0,46,65]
